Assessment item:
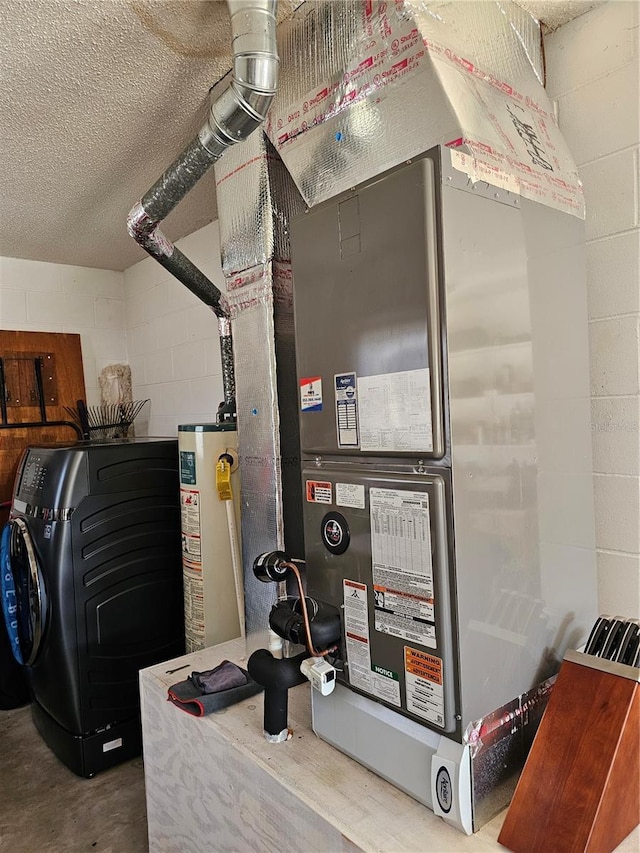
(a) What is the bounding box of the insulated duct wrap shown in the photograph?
[269,135,308,264]
[215,131,305,649]
[215,129,306,276]
[226,261,285,648]
[141,138,220,223]
[215,127,275,276]
[218,317,236,408]
[266,0,583,217]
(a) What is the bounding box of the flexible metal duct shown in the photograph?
[126,0,279,415]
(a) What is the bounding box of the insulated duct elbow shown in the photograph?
[127,0,279,311]
[136,0,279,227]
[127,0,278,425]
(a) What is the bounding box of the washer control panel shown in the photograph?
[18,454,49,501]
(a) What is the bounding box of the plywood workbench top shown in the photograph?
[140,639,639,853]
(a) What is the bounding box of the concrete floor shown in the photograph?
[0,704,148,853]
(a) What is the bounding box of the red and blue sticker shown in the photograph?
[300,376,323,412]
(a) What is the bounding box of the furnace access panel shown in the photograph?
[291,152,460,739]
[291,156,446,461]
[301,463,459,736]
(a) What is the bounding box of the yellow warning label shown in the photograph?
[405,647,442,685]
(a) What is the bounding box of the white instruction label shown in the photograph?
[182,533,201,563]
[180,489,201,535]
[335,372,359,447]
[182,490,205,651]
[336,482,365,510]
[102,737,123,753]
[183,564,205,652]
[343,579,372,692]
[370,488,436,648]
[358,368,432,453]
[405,647,445,728]
[371,664,401,707]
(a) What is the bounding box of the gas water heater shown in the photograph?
[287,147,597,833]
[178,424,243,652]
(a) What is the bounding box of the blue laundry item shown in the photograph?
[0,523,23,665]
[0,523,29,709]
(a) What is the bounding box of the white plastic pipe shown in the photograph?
[225,498,246,638]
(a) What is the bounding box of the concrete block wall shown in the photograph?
[1,4,637,620]
[0,257,126,404]
[546,1,640,617]
[123,222,226,436]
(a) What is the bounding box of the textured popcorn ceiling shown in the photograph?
[517,0,603,31]
[0,0,600,271]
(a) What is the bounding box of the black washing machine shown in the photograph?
[0,437,184,777]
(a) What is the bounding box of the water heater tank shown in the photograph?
[178,424,242,652]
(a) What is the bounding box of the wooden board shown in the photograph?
[139,640,639,853]
[0,331,86,525]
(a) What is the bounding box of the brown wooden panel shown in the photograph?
[588,686,640,853]
[3,352,58,407]
[0,331,86,515]
[499,659,639,853]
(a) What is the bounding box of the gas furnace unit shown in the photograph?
[289,146,597,833]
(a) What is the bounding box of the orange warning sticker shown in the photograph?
[306,480,332,504]
[405,647,443,686]
[374,584,434,604]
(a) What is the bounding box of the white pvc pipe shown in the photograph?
[225,498,246,638]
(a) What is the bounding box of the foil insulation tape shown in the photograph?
[227,263,286,650]
[226,262,274,318]
[464,676,555,827]
[266,0,583,218]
